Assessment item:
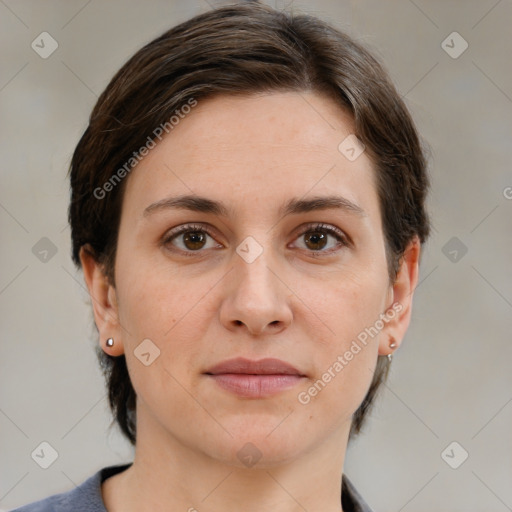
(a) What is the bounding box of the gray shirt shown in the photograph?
[10,463,374,512]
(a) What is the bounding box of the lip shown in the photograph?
[204,357,306,398]
[204,357,305,376]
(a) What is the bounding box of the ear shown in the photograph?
[378,236,421,356]
[79,245,125,356]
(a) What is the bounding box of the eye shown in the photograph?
[162,222,350,257]
[162,223,221,255]
[291,223,350,256]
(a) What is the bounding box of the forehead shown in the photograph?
[122,91,380,222]
[167,91,356,155]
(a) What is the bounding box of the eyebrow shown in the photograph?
[143,194,366,219]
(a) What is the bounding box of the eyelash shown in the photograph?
[162,222,350,258]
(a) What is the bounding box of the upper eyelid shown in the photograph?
[163,222,217,239]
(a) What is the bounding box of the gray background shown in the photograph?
[1,1,511,510]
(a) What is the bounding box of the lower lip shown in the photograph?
[206,374,304,398]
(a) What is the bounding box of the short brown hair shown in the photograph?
[69,2,430,445]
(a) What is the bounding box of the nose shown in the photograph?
[219,246,293,336]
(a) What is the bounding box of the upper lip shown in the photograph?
[204,357,305,376]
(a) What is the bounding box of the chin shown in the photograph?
[201,422,310,469]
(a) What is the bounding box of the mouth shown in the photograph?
[203,357,307,398]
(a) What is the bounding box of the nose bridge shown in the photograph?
[220,232,292,334]
[234,235,278,297]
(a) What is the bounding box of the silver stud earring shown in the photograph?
[388,340,397,361]
[106,338,114,347]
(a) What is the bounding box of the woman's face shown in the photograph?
[86,91,417,467]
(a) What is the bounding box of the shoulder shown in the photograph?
[8,463,132,512]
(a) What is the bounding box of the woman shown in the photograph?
[13,2,430,511]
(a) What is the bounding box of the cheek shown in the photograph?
[297,317,380,432]
[116,267,206,416]
[114,262,215,387]
[115,260,196,340]
[299,273,387,406]
[308,268,389,343]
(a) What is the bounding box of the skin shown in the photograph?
[81,91,420,512]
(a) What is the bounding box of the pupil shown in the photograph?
[184,231,205,249]
[306,231,326,250]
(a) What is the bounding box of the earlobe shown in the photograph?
[378,237,421,356]
[79,245,124,356]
